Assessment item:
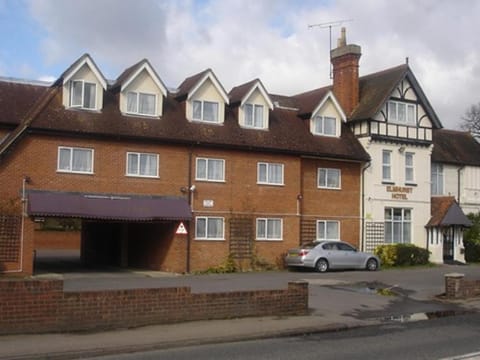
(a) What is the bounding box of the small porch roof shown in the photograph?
[426,196,472,228]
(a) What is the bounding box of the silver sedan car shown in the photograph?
[285,240,380,272]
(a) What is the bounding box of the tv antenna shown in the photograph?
[308,19,353,78]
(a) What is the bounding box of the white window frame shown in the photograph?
[195,157,225,182]
[195,217,225,240]
[192,100,219,123]
[388,100,416,125]
[405,152,415,184]
[126,91,157,116]
[312,115,337,136]
[57,146,94,174]
[257,162,284,186]
[256,218,283,241]
[316,220,340,241]
[384,208,411,244]
[244,103,265,129]
[126,152,159,178]
[317,168,341,189]
[431,163,444,195]
[70,80,96,109]
[382,150,392,182]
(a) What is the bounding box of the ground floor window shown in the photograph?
[384,208,411,243]
[256,218,282,240]
[316,220,339,241]
[195,217,224,240]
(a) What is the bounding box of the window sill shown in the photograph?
[194,238,225,241]
[257,182,285,187]
[255,239,283,242]
[317,186,342,191]
[57,170,94,175]
[126,174,160,179]
[382,181,395,185]
[195,179,226,183]
[123,112,160,119]
[405,183,417,187]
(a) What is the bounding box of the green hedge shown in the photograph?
[464,213,480,263]
[374,244,430,267]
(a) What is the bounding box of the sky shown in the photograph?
[1,0,480,130]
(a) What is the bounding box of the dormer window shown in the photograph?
[388,101,416,125]
[313,115,336,136]
[127,92,156,116]
[193,100,219,123]
[244,104,264,128]
[71,80,96,109]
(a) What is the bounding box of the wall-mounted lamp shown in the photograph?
[189,185,196,192]
[398,145,406,153]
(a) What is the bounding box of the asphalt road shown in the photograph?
[85,313,480,360]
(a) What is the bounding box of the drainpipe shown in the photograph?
[186,147,193,273]
[457,166,465,205]
[361,161,371,251]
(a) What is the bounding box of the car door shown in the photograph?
[334,242,361,268]
[322,242,343,268]
[337,242,364,268]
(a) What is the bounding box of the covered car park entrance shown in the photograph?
[28,191,192,273]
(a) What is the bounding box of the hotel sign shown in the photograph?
[386,186,412,200]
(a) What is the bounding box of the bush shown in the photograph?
[464,213,480,263]
[374,244,430,267]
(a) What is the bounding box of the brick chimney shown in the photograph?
[330,27,361,116]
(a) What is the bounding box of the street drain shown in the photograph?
[384,310,475,323]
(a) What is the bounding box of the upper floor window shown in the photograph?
[318,168,341,189]
[195,216,224,240]
[193,100,219,123]
[382,150,392,182]
[405,152,415,183]
[316,220,339,241]
[257,162,284,185]
[57,146,93,174]
[71,80,96,109]
[388,101,416,125]
[385,208,411,244]
[431,163,444,195]
[127,92,156,116]
[256,218,282,241]
[244,104,264,128]
[196,158,225,182]
[126,152,158,178]
[312,115,336,136]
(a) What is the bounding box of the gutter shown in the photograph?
[361,161,372,251]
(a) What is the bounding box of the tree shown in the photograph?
[461,102,480,139]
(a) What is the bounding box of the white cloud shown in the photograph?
[25,0,480,129]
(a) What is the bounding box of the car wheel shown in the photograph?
[315,258,329,273]
[366,258,378,271]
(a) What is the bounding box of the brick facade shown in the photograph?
[0,279,308,335]
[0,130,363,275]
[445,273,480,299]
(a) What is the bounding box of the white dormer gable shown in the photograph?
[238,81,274,130]
[119,60,168,117]
[310,91,345,137]
[186,70,229,124]
[62,54,107,111]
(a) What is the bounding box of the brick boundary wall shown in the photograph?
[445,273,480,299]
[0,279,308,335]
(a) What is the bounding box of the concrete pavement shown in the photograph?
[1,264,480,359]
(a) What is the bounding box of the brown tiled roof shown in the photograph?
[0,80,48,127]
[20,84,369,161]
[111,59,147,90]
[228,79,259,105]
[350,64,408,121]
[292,86,331,117]
[427,196,472,227]
[175,69,211,99]
[432,129,480,166]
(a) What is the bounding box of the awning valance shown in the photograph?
[27,191,192,221]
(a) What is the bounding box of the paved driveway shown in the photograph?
[33,250,480,321]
